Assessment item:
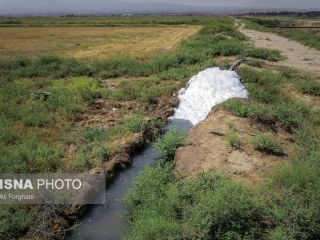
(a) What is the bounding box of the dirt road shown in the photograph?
[238,22,320,76]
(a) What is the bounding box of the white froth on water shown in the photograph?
[170,67,248,125]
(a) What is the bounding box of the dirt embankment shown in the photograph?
[85,98,178,178]
[175,106,292,186]
[237,22,320,76]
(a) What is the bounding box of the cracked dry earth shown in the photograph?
[175,107,293,186]
[238,22,320,76]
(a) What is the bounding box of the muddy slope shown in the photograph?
[175,106,292,186]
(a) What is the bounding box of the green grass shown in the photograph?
[0,16,280,174]
[123,38,320,239]
[0,140,63,173]
[252,133,284,156]
[68,115,163,171]
[125,167,263,240]
[211,37,281,61]
[120,16,320,240]
[222,63,320,239]
[126,61,320,239]
[225,121,241,148]
[125,130,262,240]
[154,128,185,161]
[0,206,36,240]
[0,15,309,239]
[297,80,320,96]
[265,151,320,240]
[224,66,312,132]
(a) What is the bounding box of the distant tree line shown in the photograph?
[241,11,320,17]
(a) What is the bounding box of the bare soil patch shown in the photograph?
[238,22,320,76]
[175,107,293,186]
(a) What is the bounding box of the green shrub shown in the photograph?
[84,127,105,141]
[245,59,263,68]
[223,100,276,125]
[238,66,282,86]
[246,48,281,61]
[105,125,126,140]
[252,133,284,156]
[0,125,20,145]
[89,142,111,162]
[124,115,146,133]
[125,167,263,240]
[297,80,320,96]
[155,128,185,161]
[140,86,159,104]
[112,80,140,101]
[69,152,91,171]
[47,85,83,116]
[0,140,63,173]
[124,163,180,240]
[21,100,53,127]
[267,227,295,240]
[266,151,320,239]
[180,173,262,239]
[223,99,310,132]
[112,78,163,104]
[223,99,252,117]
[158,66,199,81]
[65,76,102,101]
[225,121,241,148]
[69,141,111,170]
[246,84,281,104]
[274,101,311,131]
[39,55,62,65]
[226,130,241,148]
[99,145,111,161]
[212,40,245,56]
[0,206,35,240]
[47,76,103,118]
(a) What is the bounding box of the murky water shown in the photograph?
[66,120,192,240]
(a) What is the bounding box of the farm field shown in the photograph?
[0,15,319,240]
[0,25,201,60]
[0,16,211,27]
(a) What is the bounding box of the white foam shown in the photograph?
[170,67,248,125]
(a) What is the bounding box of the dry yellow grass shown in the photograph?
[0,25,201,60]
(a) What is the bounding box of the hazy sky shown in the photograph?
[0,0,319,15]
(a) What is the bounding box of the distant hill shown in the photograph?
[1,0,319,17]
[1,1,217,16]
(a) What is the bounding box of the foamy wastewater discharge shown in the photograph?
[170,67,248,125]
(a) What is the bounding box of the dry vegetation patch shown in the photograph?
[0,25,201,60]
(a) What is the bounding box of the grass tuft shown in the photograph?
[252,133,284,156]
